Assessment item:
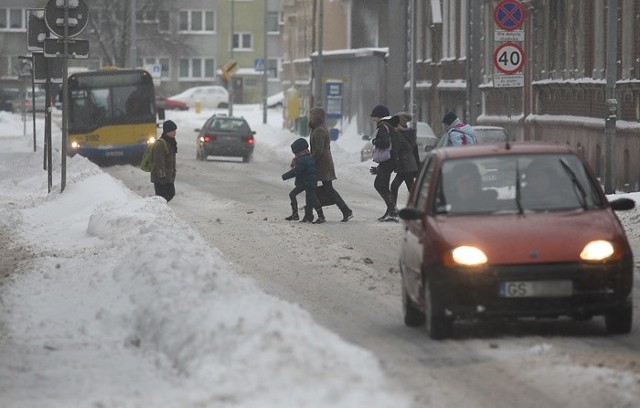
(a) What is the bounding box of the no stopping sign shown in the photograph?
[493,42,525,74]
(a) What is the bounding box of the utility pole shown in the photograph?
[465,0,472,123]
[60,0,69,192]
[314,0,323,108]
[129,0,137,68]
[604,0,618,194]
[228,0,235,117]
[262,0,268,124]
[408,0,416,127]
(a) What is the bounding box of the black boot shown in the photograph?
[341,208,353,222]
[377,209,389,221]
[313,208,326,224]
[384,208,399,222]
[285,203,299,221]
[300,206,314,223]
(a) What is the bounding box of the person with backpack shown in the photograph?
[151,120,178,202]
[282,137,325,224]
[369,104,400,221]
[389,112,420,214]
[442,111,476,146]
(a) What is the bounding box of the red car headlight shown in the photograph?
[443,246,488,267]
[580,240,615,262]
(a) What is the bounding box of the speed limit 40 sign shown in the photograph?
[493,42,525,74]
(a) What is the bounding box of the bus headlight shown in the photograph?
[70,141,80,150]
[147,136,156,144]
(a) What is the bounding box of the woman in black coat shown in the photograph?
[390,112,420,212]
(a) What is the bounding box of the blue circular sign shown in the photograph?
[494,0,526,31]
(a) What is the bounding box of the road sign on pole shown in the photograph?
[254,59,265,72]
[43,38,89,59]
[27,9,47,51]
[493,0,526,31]
[44,0,89,38]
[493,42,525,74]
[33,52,63,83]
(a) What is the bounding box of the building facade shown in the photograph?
[0,0,284,103]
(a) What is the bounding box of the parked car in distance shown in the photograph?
[361,121,438,162]
[22,89,48,113]
[169,86,229,109]
[437,125,508,148]
[156,93,188,111]
[415,121,439,162]
[196,114,255,162]
[0,88,20,112]
[473,125,508,144]
[398,143,635,339]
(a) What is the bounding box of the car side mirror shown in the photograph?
[158,107,165,121]
[609,197,635,211]
[362,135,371,141]
[398,207,423,220]
[194,128,201,133]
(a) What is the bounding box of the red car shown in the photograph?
[399,143,635,339]
[156,93,188,111]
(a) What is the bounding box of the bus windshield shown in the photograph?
[68,70,156,133]
[66,69,159,164]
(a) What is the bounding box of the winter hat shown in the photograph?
[395,112,412,127]
[290,137,309,154]
[442,112,458,126]
[163,120,177,133]
[370,104,390,118]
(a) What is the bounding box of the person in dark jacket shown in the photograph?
[389,112,420,215]
[282,138,325,224]
[151,120,178,202]
[308,106,353,222]
[369,104,400,221]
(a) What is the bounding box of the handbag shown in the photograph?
[315,184,337,207]
[372,143,392,163]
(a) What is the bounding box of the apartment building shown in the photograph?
[0,0,284,103]
[282,0,640,191]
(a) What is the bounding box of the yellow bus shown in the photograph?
[67,69,163,164]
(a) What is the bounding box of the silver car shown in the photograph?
[169,85,229,110]
[437,125,508,147]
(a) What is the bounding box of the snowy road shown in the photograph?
[103,108,640,408]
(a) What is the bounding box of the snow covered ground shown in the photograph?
[0,107,408,407]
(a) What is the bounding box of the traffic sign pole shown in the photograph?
[493,0,526,141]
[493,42,525,75]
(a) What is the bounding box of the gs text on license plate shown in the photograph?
[500,281,572,298]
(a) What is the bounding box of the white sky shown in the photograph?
[1,105,639,407]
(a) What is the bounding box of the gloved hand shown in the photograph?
[369,166,378,175]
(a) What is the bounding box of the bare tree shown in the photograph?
[86,0,192,67]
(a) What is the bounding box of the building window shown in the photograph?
[233,33,253,50]
[179,58,215,79]
[267,12,280,33]
[0,56,9,77]
[158,10,170,30]
[0,8,26,30]
[267,59,279,79]
[179,10,215,32]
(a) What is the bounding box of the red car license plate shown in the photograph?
[500,281,572,298]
